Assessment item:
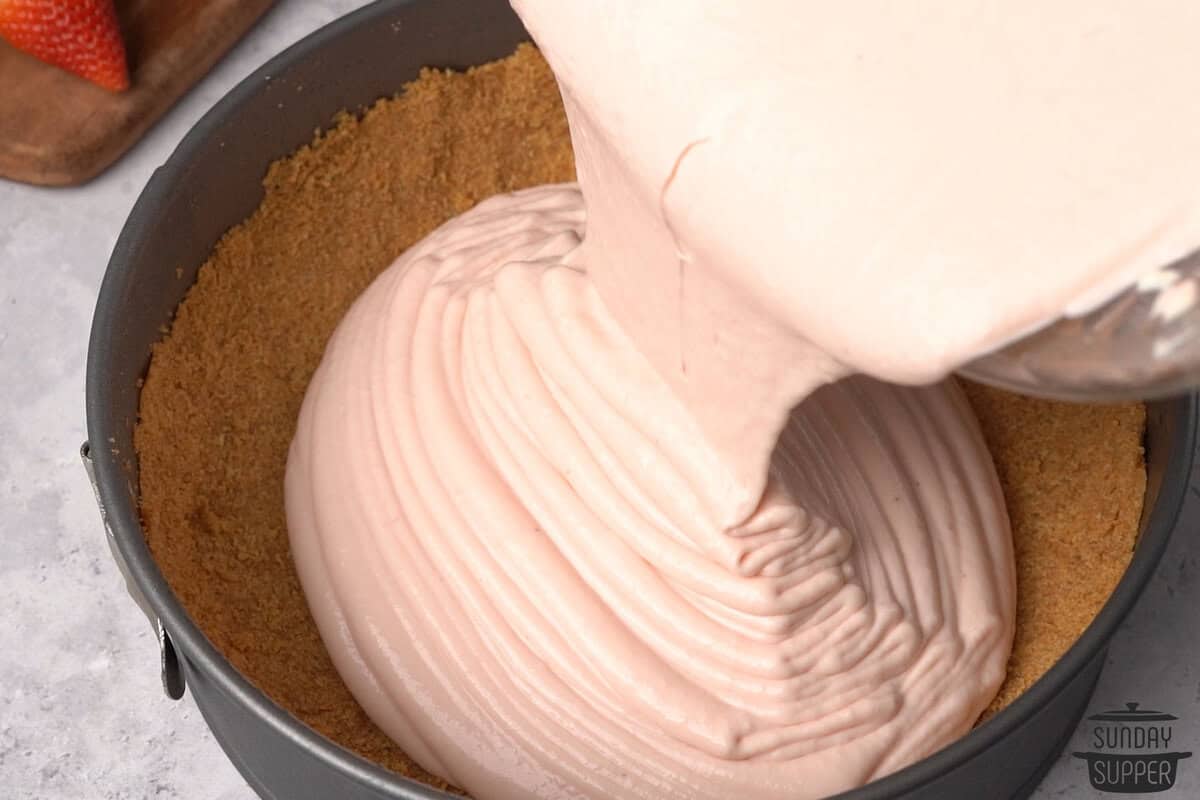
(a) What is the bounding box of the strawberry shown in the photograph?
[0,0,129,92]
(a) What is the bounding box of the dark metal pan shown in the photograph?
[84,1,1198,797]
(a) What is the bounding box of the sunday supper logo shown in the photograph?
[1072,702,1192,794]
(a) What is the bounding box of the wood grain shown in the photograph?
[0,0,276,187]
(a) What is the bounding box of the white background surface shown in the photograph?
[1,1,1197,798]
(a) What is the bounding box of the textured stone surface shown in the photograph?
[0,1,1196,797]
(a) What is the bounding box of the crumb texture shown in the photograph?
[960,381,1145,718]
[136,45,570,789]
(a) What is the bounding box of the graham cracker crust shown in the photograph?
[134,44,1146,789]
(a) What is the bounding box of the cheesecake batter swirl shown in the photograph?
[287,1,1200,796]
[286,184,1014,799]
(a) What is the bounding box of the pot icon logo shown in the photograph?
[1072,702,1192,793]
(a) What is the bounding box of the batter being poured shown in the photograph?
[286,2,1200,798]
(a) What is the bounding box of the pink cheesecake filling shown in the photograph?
[286,2,1200,798]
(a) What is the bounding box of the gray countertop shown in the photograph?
[1,2,1197,798]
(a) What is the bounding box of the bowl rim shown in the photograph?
[85,0,1199,797]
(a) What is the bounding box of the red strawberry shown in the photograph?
[0,0,130,92]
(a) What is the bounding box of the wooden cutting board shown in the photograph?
[0,0,276,187]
